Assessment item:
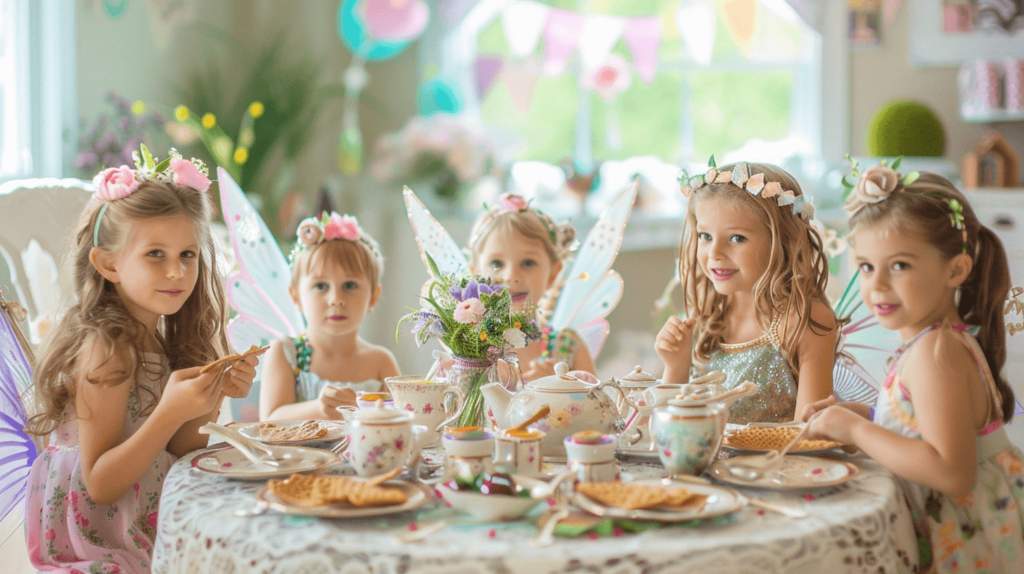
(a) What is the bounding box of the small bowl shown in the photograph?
[440,486,542,522]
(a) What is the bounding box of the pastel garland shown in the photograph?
[289,211,383,267]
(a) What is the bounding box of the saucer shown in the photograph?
[191,444,338,480]
[708,455,859,490]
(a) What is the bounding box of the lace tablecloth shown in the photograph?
[152,448,918,574]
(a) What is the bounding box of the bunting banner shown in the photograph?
[543,9,586,76]
[475,56,505,100]
[501,1,550,59]
[622,15,662,84]
[721,0,758,56]
[676,1,716,67]
[503,57,541,115]
[578,14,627,72]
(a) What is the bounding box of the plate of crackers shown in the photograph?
[191,444,338,480]
[257,473,429,518]
[707,455,860,490]
[722,425,843,455]
[237,420,347,447]
[571,479,745,522]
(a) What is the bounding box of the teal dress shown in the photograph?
[695,318,798,423]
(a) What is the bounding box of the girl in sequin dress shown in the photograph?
[259,213,399,421]
[467,194,597,382]
[656,161,838,423]
[805,169,1024,573]
[23,150,259,573]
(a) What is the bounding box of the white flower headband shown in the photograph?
[289,211,383,267]
[678,157,816,221]
[92,144,211,247]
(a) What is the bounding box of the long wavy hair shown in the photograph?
[848,173,1015,423]
[681,163,835,373]
[26,179,228,435]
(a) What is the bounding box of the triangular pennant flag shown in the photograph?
[543,9,586,77]
[503,57,540,116]
[721,0,757,57]
[441,0,478,29]
[578,14,627,72]
[474,56,504,100]
[676,1,716,67]
[883,0,903,24]
[501,1,550,59]
[622,16,662,84]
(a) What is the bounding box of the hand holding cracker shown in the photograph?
[200,345,268,399]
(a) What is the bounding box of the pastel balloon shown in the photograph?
[364,0,429,41]
[337,0,410,61]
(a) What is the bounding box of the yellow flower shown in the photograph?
[174,105,189,121]
[579,271,590,281]
[513,321,521,329]
[480,332,488,341]
[131,101,146,115]
[233,147,249,165]
[202,113,216,129]
[249,101,265,118]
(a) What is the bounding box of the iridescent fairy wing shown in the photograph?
[404,186,469,278]
[549,181,637,359]
[832,271,903,405]
[0,294,36,522]
[219,168,305,421]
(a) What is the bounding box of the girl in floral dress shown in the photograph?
[805,166,1024,572]
[23,150,259,573]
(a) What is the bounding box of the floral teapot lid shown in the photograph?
[526,362,592,391]
[350,400,412,423]
[618,365,658,388]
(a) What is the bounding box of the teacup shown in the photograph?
[564,431,618,483]
[385,376,466,446]
[343,402,428,477]
[356,391,394,409]
[440,426,495,481]
[494,428,545,477]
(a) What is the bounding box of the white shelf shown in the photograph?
[961,109,1024,124]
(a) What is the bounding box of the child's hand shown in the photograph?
[523,358,558,382]
[222,355,259,399]
[319,384,357,419]
[798,395,837,422]
[806,405,862,445]
[160,367,225,423]
[655,316,694,365]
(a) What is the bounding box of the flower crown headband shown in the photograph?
[470,193,577,260]
[677,157,816,221]
[289,211,384,268]
[91,144,211,247]
[841,155,967,253]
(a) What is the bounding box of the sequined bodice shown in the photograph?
[698,319,797,423]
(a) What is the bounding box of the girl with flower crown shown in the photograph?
[467,193,597,382]
[259,212,399,421]
[656,161,839,423]
[802,166,1024,572]
[22,148,259,573]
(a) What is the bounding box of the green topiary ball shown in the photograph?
[867,100,945,157]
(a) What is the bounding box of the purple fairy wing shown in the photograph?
[0,297,37,522]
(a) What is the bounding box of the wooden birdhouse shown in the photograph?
[962,132,1020,188]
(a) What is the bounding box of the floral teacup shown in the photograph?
[342,402,427,477]
[440,426,495,481]
[494,429,545,477]
[564,431,618,483]
[385,376,466,446]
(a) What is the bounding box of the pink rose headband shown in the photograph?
[678,157,816,221]
[92,145,211,247]
[289,211,383,267]
[470,193,577,260]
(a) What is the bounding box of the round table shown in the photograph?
[152,448,919,574]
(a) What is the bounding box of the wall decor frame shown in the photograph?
[909,0,1024,66]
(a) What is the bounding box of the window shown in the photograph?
[437,0,824,170]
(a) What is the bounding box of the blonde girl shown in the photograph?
[804,169,1024,572]
[260,212,399,421]
[468,193,597,382]
[656,161,838,423]
[24,152,258,573]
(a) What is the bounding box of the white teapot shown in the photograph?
[480,363,641,458]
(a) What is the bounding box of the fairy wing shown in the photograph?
[548,181,638,359]
[404,187,469,278]
[218,168,305,421]
[0,298,36,522]
[832,271,904,405]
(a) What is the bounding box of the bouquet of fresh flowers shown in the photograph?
[398,256,540,427]
[370,114,496,200]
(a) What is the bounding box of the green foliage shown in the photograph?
[867,100,945,157]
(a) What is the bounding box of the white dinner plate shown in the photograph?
[191,444,338,480]
[571,478,747,522]
[236,420,347,447]
[257,480,429,518]
[708,455,860,490]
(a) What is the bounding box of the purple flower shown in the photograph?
[76,152,98,169]
[450,279,505,302]
[410,310,445,346]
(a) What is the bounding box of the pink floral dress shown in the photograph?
[876,324,1024,573]
[24,353,176,574]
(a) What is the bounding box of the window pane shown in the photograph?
[0,0,28,179]
[689,69,792,159]
[480,72,578,162]
[589,71,682,161]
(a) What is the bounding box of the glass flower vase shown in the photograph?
[447,356,493,428]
